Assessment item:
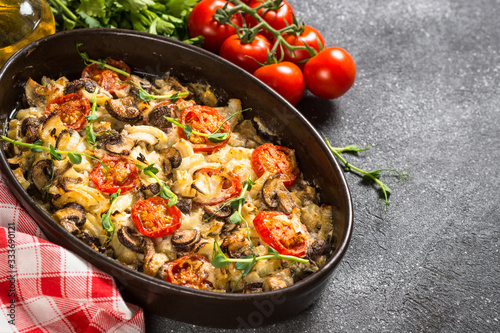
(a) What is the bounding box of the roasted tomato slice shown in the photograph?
[165,253,214,290]
[82,58,131,94]
[253,210,310,257]
[178,105,231,153]
[89,154,139,194]
[251,143,300,187]
[131,196,182,238]
[45,92,91,130]
[192,167,242,205]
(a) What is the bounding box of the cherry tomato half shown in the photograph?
[45,92,91,130]
[131,196,182,238]
[251,143,300,187]
[82,58,131,94]
[276,25,326,69]
[245,0,295,40]
[253,210,310,257]
[253,61,305,106]
[192,167,242,205]
[164,254,214,290]
[188,0,242,53]
[178,105,231,153]
[89,154,139,194]
[219,34,271,73]
[303,46,356,99]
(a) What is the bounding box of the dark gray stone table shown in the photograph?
[146,0,500,331]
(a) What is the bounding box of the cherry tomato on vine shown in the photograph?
[131,196,182,238]
[303,46,356,99]
[253,61,305,105]
[82,58,131,94]
[253,210,310,257]
[276,25,326,69]
[244,0,295,40]
[191,167,242,205]
[164,254,214,290]
[219,34,271,73]
[188,0,242,53]
[45,92,91,130]
[178,105,231,153]
[89,155,139,194]
[251,143,300,187]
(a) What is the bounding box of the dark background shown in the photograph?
[147,0,500,331]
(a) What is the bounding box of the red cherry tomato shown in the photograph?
[165,254,214,290]
[276,25,326,69]
[253,61,305,105]
[188,0,242,53]
[192,167,242,205]
[251,143,300,187]
[219,34,271,73]
[245,0,295,40]
[82,58,131,94]
[45,92,91,130]
[253,210,310,257]
[89,154,139,194]
[303,47,356,99]
[178,105,231,153]
[131,196,182,238]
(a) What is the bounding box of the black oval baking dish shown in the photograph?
[0,28,353,328]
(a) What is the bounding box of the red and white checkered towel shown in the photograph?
[0,172,145,333]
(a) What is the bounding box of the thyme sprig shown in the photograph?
[76,43,130,77]
[136,163,178,206]
[325,138,410,205]
[101,189,120,243]
[165,108,248,143]
[121,80,189,102]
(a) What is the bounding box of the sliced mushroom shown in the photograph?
[20,117,42,143]
[262,275,288,292]
[105,96,142,123]
[262,175,296,215]
[243,281,263,294]
[147,103,173,131]
[64,78,98,95]
[117,226,145,253]
[160,147,182,175]
[31,159,53,191]
[142,237,156,268]
[78,232,104,252]
[175,197,192,214]
[104,133,135,155]
[307,239,328,261]
[203,203,232,220]
[171,229,201,252]
[221,233,252,259]
[25,78,46,107]
[53,202,87,227]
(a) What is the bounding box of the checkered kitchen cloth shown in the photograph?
[0,172,145,333]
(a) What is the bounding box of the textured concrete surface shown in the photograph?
[146,0,500,331]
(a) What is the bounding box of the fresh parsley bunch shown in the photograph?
[48,0,202,43]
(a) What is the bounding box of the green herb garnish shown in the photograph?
[136,163,178,206]
[101,189,121,243]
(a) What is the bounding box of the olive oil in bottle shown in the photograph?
[0,0,55,66]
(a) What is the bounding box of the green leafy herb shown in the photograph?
[325,138,410,205]
[136,163,178,206]
[85,88,99,147]
[101,189,121,243]
[76,43,130,77]
[122,80,189,102]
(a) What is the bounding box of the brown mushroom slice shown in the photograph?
[53,202,87,227]
[175,197,192,215]
[147,103,173,131]
[160,147,182,175]
[25,78,46,107]
[78,232,103,252]
[117,226,145,253]
[307,238,328,261]
[203,203,232,220]
[262,175,296,215]
[64,78,98,95]
[20,117,42,143]
[142,237,156,268]
[221,233,252,259]
[105,96,142,123]
[31,159,53,191]
[262,275,288,292]
[171,229,201,252]
[104,133,135,155]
